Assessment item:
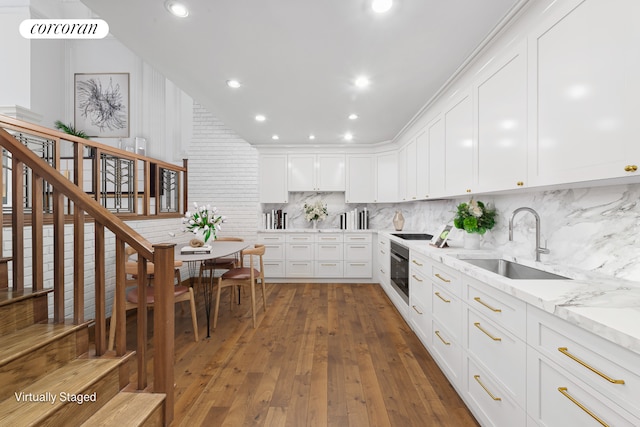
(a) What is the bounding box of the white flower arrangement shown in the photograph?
[182,202,224,242]
[303,201,328,222]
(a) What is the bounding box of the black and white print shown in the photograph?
[74,73,129,137]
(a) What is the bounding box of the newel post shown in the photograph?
[152,243,175,425]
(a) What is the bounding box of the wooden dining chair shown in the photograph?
[197,236,244,285]
[213,244,266,329]
[108,246,198,351]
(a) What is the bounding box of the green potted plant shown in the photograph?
[453,199,496,248]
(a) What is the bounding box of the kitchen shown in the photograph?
[2,0,639,425]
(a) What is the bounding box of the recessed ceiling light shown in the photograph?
[309,134,316,140]
[344,133,354,141]
[348,114,359,120]
[354,76,370,88]
[255,114,266,122]
[226,79,241,88]
[165,1,189,18]
[372,0,393,14]
[272,135,279,140]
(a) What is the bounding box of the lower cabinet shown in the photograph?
[406,254,640,427]
[257,231,373,279]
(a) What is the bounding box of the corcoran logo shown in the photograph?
[19,19,109,39]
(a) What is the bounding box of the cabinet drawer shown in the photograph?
[262,244,284,261]
[410,270,431,347]
[344,262,372,278]
[528,306,640,418]
[465,357,526,427]
[286,243,314,260]
[286,234,315,243]
[527,348,640,427]
[430,263,460,297]
[432,283,461,340]
[315,261,344,278]
[317,233,343,243]
[431,318,461,385]
[410,252,430,278]
[286,261,314,277]
[344,243,371,261]
[263,261,285,278]
[466,307,526,407]
[465,277,526,337]
[258,233,286,243]
[316,243,343,261]
[345,233,372,243]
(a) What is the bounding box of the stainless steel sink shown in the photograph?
[461,258,570,280]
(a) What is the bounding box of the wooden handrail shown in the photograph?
[0,125,154,258]
[0,117,176,425]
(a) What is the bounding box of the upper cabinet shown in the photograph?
[346,155,375,203]
[288,154,345,192]
[376,151,398,203]
[475,42,528,193]
[259,154,288,203]
[444,90,475,196]
[428,117,445,198]
[415,129,429,200]
[528,0,640,186]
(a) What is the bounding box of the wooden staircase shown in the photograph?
[0,115,182,426]
[0,286,165,426]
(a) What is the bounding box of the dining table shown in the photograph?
[176,241,249,338]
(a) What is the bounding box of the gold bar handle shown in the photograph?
[473,375,501,401]
[558,347,625,384]
[434,330,451,346]
[474,322,501,341]
[412,274,423,282]
[557,387,609,427]
[435,292,451,303]
[412,259,423,266]
[434,273,450,283]
[412,305,423,315]
[474,297,502,313]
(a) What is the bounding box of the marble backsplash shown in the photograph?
[262,183,640,281]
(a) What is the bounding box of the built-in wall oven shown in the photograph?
[390,241,409,304]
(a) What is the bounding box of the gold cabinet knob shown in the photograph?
[517,181,524,186]
[466,189,472,193]
[624,165,638,172]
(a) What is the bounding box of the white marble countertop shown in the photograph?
[380,230,640,357]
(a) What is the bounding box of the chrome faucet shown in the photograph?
[508,207,550,262]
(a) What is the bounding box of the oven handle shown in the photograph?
[390,252,407,263]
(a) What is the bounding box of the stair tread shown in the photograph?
[79,392,165,427]
[0,321,91,367]
[0,288,53,308]
[0,357,124,425]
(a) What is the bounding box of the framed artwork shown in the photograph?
[74,73,129,137]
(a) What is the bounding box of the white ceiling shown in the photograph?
[79,0,522,146]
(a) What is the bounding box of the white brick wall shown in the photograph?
[186,103,260,242]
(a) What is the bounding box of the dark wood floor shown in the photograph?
[125,283,479,427]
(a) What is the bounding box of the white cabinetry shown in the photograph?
[415,129,429,199]
[259,155,288,203]
[377,235,390,291]
[444,91,475,195]
[427,117,445,197]
[397,144,407,202]
[405,138,417,201]
[258,231,373,280]
[375,151,397,203]
[527,305,640,425]
[344,233,372,278]
[257,233,286,277]
[315,233,343,278]
[346,155,374,203]
[475,42,528,193]
[409,251,431,348]
[288,154,345,192]
[528,0,640,186]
